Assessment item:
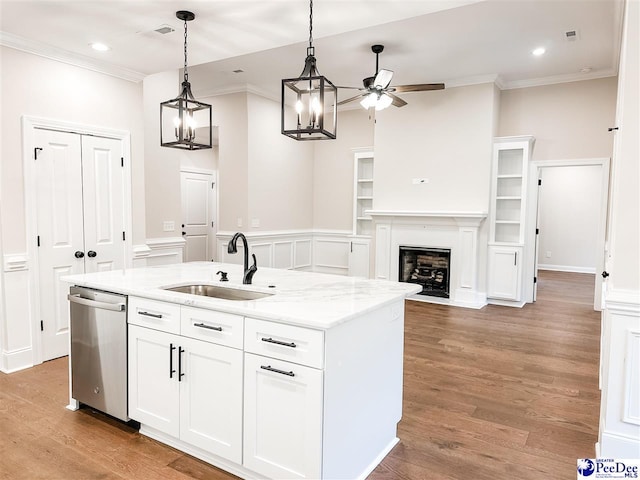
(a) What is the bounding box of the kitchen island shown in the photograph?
[63,262,421,480]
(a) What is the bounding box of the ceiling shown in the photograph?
[0,0,624,102]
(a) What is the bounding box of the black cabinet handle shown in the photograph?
[261,365,295,377]
[74,251,84,258]
[178,347,185,381]
[87,250,97,258]
[139,311,163,319]
[194,322,223,332]
[169,343,176,378]
[261,337,296,348]
[602,271,610,278]
[514,252,517,266]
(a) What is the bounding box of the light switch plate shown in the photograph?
[163,221,175,232]
[251,218,260,228]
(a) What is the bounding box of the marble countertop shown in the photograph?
[62,262,421,329]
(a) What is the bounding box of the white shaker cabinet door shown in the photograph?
[179,336,243,463]
[243,353,323,480]
[487,245,523,301]
[128,325,180,437]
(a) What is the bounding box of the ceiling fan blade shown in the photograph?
[373,69,394,89]
[336,86,364,90]
[337,93,366,106]
[393,83,445,93]
[388,93,408,108]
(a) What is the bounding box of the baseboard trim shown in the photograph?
[599,431,640,458]
[0,347,33,373]
[538,264,596,274]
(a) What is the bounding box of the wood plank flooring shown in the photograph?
[0,270,600,479]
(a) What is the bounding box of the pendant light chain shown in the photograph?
[308,0,313,49]
[183,17,189,82]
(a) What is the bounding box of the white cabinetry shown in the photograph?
[128,298,243,463]
[243,353,323,479]
[127,294,406,479]
[487,245,523,301]
[487,136,534,306]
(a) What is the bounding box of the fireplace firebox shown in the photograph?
[399,246,451,298]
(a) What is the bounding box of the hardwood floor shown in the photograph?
[0,270,600,479]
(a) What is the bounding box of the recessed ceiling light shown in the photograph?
[532,47,546,56]
[91,42,110,52]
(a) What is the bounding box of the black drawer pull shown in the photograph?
[261,365,295,377]
[169,343,176,379]
[178,347,185,381]
[139,311,163,319]
[261,337,296,348]
[194,322,223,332]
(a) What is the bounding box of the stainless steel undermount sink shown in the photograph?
[164,284,273,301]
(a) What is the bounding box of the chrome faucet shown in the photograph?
[227,232,257,284]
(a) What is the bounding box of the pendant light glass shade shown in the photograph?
[160,11,212,150]
[281,1,337,140]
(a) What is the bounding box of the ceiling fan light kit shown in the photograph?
[338,44,445,111]
[281,0,337,141]
[160,10,212,151]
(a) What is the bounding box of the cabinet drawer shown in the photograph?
[181,306,244,350]
[128,296,180,334]
[245,318,324,368]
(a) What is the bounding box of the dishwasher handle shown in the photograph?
[68,293,126,312]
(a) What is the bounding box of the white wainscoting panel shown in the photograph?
[295,240,312,269]
[599,290,640,458]
[145,237,185,267]
[624,329,640,425]
[132,244,152,268]
[1,254,33,373]
[251,243,273,269]
[274,241,294,270]
[217,231,315,272]
[313,236,349,276]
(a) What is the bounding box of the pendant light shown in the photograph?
[160,10,212,150]
[281,0,337,140]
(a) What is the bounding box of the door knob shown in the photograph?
[74,251,84,258]
[87,250,97,258]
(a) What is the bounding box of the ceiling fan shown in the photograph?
[338,44,445,111]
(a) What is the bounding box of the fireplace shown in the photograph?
[399,246,451,298]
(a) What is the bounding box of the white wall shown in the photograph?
[373,83,496,212]
[313,108,374,232]
[606,0,640,293]
[0,46,146,250]
[537,165,602,273]
[247,93,314,231]
[498,78,617,161]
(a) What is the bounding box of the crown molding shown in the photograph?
[193,83,280,103]
[0,31,146,83]
[500,68,617,90]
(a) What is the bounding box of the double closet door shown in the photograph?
[34,128,126,361]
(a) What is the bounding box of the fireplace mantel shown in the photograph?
[367,210,487,227]
[369,210,487,309]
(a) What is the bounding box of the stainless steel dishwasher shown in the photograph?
[68,286,128,421]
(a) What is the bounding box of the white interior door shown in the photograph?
[81,136,126,273]
[35,129,85,361]
[181,170,216,262]
[35,129,127,361]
